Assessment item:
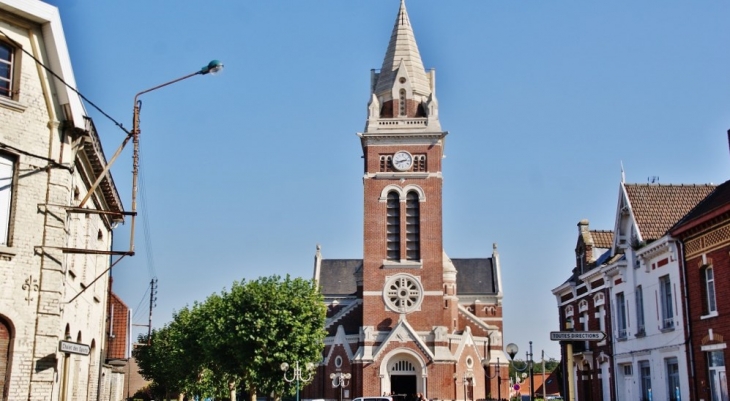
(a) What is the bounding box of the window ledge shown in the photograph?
[374,172,429,180]
[635,330,646,338]
[0,245,16,261]
[660,326,675,333]
[701,312,719,320]
[382,259,423,269]
[0,96,27,112]
[616,336,627,342]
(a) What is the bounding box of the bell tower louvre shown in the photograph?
[308,2,507,400]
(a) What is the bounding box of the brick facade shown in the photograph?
[306,3,507,401]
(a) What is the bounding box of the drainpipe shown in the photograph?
[678,240,697,400]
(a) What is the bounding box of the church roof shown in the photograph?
[318,258,498,296]
[453,258,498,295]
[373,0,431,97]
[624,183,716,241]
[318,259,362,296]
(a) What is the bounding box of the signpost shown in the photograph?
[59,340,90,356]
[550,331,606,342]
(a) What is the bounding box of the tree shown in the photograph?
[206,275,327,401]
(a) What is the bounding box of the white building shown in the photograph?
[605,183,713,401]
[0,1,126,400]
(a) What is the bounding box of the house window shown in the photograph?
[639,360,651,401]
[616,292,627,339]
[660,275,674,329]
[708,350,727,401]
[666,357,680,401]
[0,154,14,246]
[703,266,717,315]
[636,285,645,335]
[399,89,407,116]
[386,192,400,260]
[405,191,420,261]
[0,42,13,98]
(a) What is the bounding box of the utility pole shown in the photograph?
[147,278,157,344]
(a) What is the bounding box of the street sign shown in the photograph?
[513,384,520,391]
[550,331,606,341]
[59,340,90,356]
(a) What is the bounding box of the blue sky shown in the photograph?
[48,0,730,360]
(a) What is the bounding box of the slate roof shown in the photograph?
[373,0,431,97]
[319,259,362,296]
[453,258,498,295]
[319,258,498,296]
[625,184,716,241]
[590,230,614,249]
[672,179,730,233]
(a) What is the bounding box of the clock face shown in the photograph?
[392,151,413,171]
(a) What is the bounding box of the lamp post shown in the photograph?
[281,361,315,401]
[453,372,474,401]
[330,372,352,401]
[506,342,534,401]
[484,357,503,401]
[78,60,224,256]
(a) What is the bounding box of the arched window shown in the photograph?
[405,192,420,260]
[386,192,400,261]
[399,89,407,116]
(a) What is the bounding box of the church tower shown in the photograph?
[310,2,506,400]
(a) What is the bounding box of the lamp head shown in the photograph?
[200,60,224,75]
[306,362,315,371]
[344,373,351,379]
[330,373,336,379]
[506,343,519,360]
[280,362,289,372]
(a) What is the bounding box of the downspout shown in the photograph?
[678,240,697,400]
[25,25,64,401]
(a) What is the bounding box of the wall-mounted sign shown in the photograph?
[59,340,90,356]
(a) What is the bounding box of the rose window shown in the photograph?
[384,274,423,313]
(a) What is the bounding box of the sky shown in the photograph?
[46,0,730,361]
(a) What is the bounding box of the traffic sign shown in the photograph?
[550,331,606,341]
[513,384,520,391]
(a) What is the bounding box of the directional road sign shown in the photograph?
[550,331,606,341]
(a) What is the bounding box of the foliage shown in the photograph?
[134,274,326,400]
[508,358,560,377]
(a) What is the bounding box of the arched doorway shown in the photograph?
[0,317,13,401]
[381,349,426,398]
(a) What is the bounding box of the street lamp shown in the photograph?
[78,60,224,256]
[484,357,504,401]
[330,372,351,401]
[506,342,534,401]
[281,361,315,401]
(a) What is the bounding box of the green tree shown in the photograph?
[206,275,327,401]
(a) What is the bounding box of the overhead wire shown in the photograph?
[139,150,158,280]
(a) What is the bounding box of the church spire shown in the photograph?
[373,0,431,98]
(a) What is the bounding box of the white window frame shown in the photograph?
[0,154,14,246]
[636,285,645,335]
[616,292,627,339]
[0,41,14,98]
[705,266,718,315]
[660,275,674,330]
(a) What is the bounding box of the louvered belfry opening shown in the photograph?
[405,191,420,260]
[387,191,401,260]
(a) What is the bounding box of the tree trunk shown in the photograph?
[248,386,257,401]
[228,380,237,401]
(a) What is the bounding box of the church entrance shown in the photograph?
[390,375,417,398]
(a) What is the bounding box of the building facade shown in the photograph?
[671,179,730,401]
[304,2,507,401]
[552,220,614,401]
[553,183,715,401]
[0,1,126,400]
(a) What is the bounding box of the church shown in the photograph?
[304,2,507,401]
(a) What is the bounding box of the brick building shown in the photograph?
[303,2,507,401]
[671,179,730,401]
[551,220,614,401]
[0,0,127,400]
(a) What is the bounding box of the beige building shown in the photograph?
[0,0,127,400]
